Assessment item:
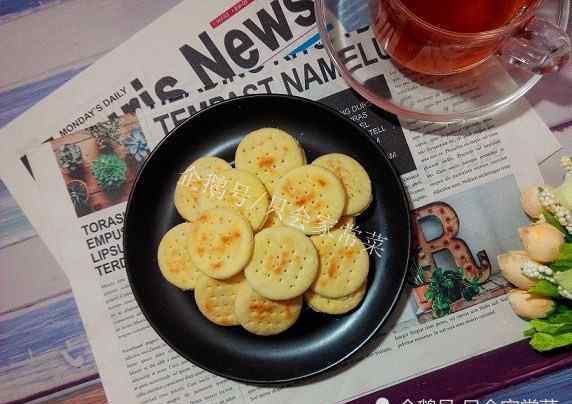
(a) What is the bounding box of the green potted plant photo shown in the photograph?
[58,143,84,176]
[67,179,90,215]
[88,118,121,152]
[91,153,127,195]
[425,267,482,318]
[122,127,150,163]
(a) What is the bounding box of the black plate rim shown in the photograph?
[124,94,412,384]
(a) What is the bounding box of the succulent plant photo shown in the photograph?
[67,180,90,214]
[122,127,150,162]
[58,143,83,174]
[88,118,121,151]
[91,153,127,194]
[424,267,482,318]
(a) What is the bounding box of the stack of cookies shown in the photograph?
[157,128,373,336]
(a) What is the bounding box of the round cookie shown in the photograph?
[312,153,372,216]
[273,165,346,235]
[310,229,369,298]
[174,157,231,221]
[305,282,367,314]
[195,272,245,326]
[188,208,254,279]
[157,223,201,290]
[244,227,318,300]
[235,128,305,192]
[235,283,302,336]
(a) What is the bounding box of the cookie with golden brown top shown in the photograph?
[273,165,346,235]
[174,157,231,221]
[305,282,367,314]
[197,169,270,231]
[235,128,306,192]
[188,208,253,279]
[244,227,318,300]
[235,283,302,336]
[195,272,245,326]
[310,229,369,298]
[312,153,372,216]
[157,223,201,290]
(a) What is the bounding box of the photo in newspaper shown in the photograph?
[406,175,528,323]
[51,115,150,217]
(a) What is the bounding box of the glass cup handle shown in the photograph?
[497,17,571,75]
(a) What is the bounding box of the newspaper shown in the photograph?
[0,0,320,263]
[26,34,550,404]
[0,1,559,239]
[0,0,560,403]
[28,82,542,404]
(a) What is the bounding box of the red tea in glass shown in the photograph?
[374,0,542,74]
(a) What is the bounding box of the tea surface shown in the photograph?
[400,0,532,32]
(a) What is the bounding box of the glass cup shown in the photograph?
[374,0,571,75]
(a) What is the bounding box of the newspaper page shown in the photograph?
[0,0,560,261]
[0,0,321,260]
[27,35,547,403]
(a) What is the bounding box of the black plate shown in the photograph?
[124,94,411,384]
